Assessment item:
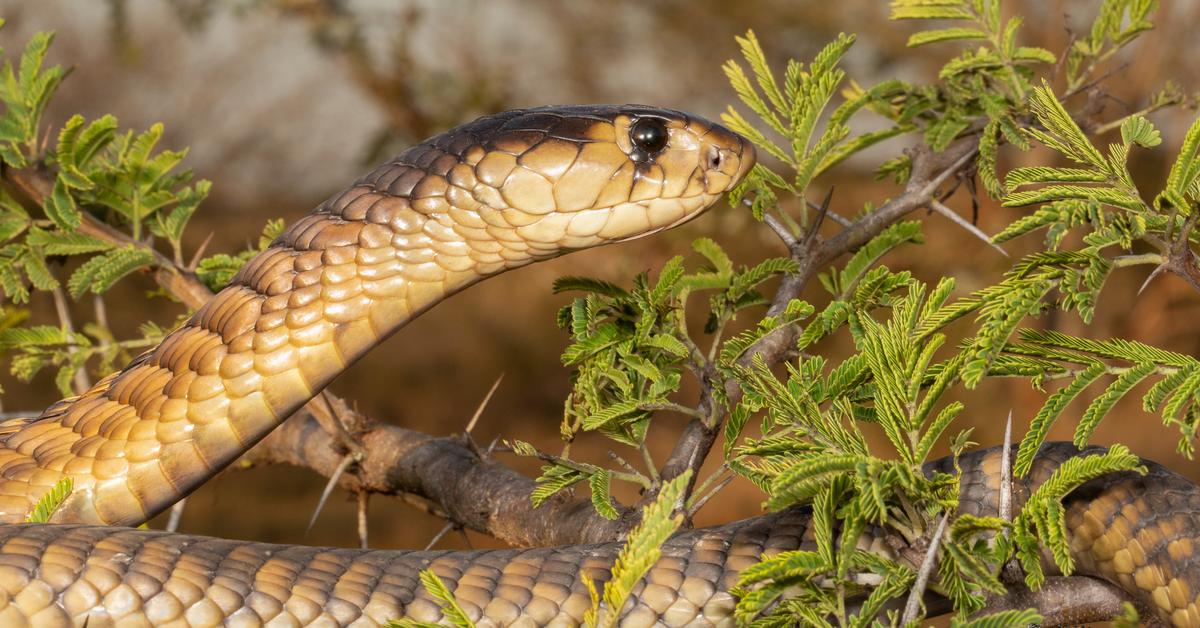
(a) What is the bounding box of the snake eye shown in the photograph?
[629,118,669,155]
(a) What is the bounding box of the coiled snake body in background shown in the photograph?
[0,105,1195,626]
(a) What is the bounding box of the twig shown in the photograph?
[901,511,950,625]
[762,213,799,249]
[1112,253,1164,269]
[464,373,504,434]
[805,196,853,228]
[639,442,660,484]
[356,490,369,549]
[1138,264,1168,295]
[305,452,356,535]
[92,294,109,330]
[685,474,732,519]
[607,451,641,477]
[802,187,836,252]
[1000,410,1013,522]
[529,446,650,490]
[187,231,215,271]
[980,576,1161,626]
[424,522,455,551]
[928,199,1009,257]
[50,285,91,394]
[166,497,187,533]
[636,401,706,420]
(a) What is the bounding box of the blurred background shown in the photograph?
[1,0,1199,553]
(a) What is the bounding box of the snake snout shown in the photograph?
[700,123,756,196]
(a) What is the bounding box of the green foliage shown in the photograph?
[1064,0,1158,93]
[949,608,1043,628]
[195,218,284,291]
[0,28,64,168]
[549,4,1184,624]
[723,30,913,228]
[729,281,1009,621]
[1010,446,1142,588]
[386,569,478,628]
[25,477,71,523]
[583,470,689,628]
[0,28,230,396]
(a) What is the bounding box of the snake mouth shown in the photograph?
[611,194,723,244]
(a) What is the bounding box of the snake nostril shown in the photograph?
[708,147,723,170]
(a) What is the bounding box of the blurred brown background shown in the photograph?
[1,0,1199,553]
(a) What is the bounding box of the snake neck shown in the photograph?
[0,162,527,526]
[0,105,754,528]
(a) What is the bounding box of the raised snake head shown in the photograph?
[340,105,755,270]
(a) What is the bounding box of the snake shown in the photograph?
[0,105,1195,626]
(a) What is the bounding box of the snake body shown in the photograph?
[0,106,1195,625]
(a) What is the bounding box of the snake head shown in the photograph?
[448,104,756,253]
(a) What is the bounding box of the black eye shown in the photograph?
[630,118,669,154]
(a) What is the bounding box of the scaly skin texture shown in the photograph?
[0,105,752,526]
[0,106,1194,626]
[0,444,1195,626]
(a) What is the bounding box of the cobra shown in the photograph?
[0,105,1195,626]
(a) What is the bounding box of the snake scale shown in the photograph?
[0,105,1195,626]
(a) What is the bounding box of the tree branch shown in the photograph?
[241,406,626,547]
[978,576,1161,627]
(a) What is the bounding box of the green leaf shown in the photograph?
[822,221,923,298]
[1120,114,1161,148]
[0,324,70,349]
[26,227,111,256]
[1024,82,1108,169]
[1004,185,1144,211]
[412,569,476,628]
[67,246,156,298]
[44,178,82,231]
[55,114,94,189]
[1016,445,1143,578]
[553,276,630,298]
[907,27,987,47]
[949,608,1042,627]
[1074,362,1157,447]
[1158,113,1200,212]
[692,237,733,277]
[1005,167,1109,188]
[978,118,1003,198]
[1012,47,1056,64]
[1015,363,1105,476]
[26,477,72,523]
[737,550,829,586]
[589,469,619,520]
[890,4,974,20]
[530,465,587,507]
[585,470,689,628]
[20,248,57,291]
[73,114,119,165]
